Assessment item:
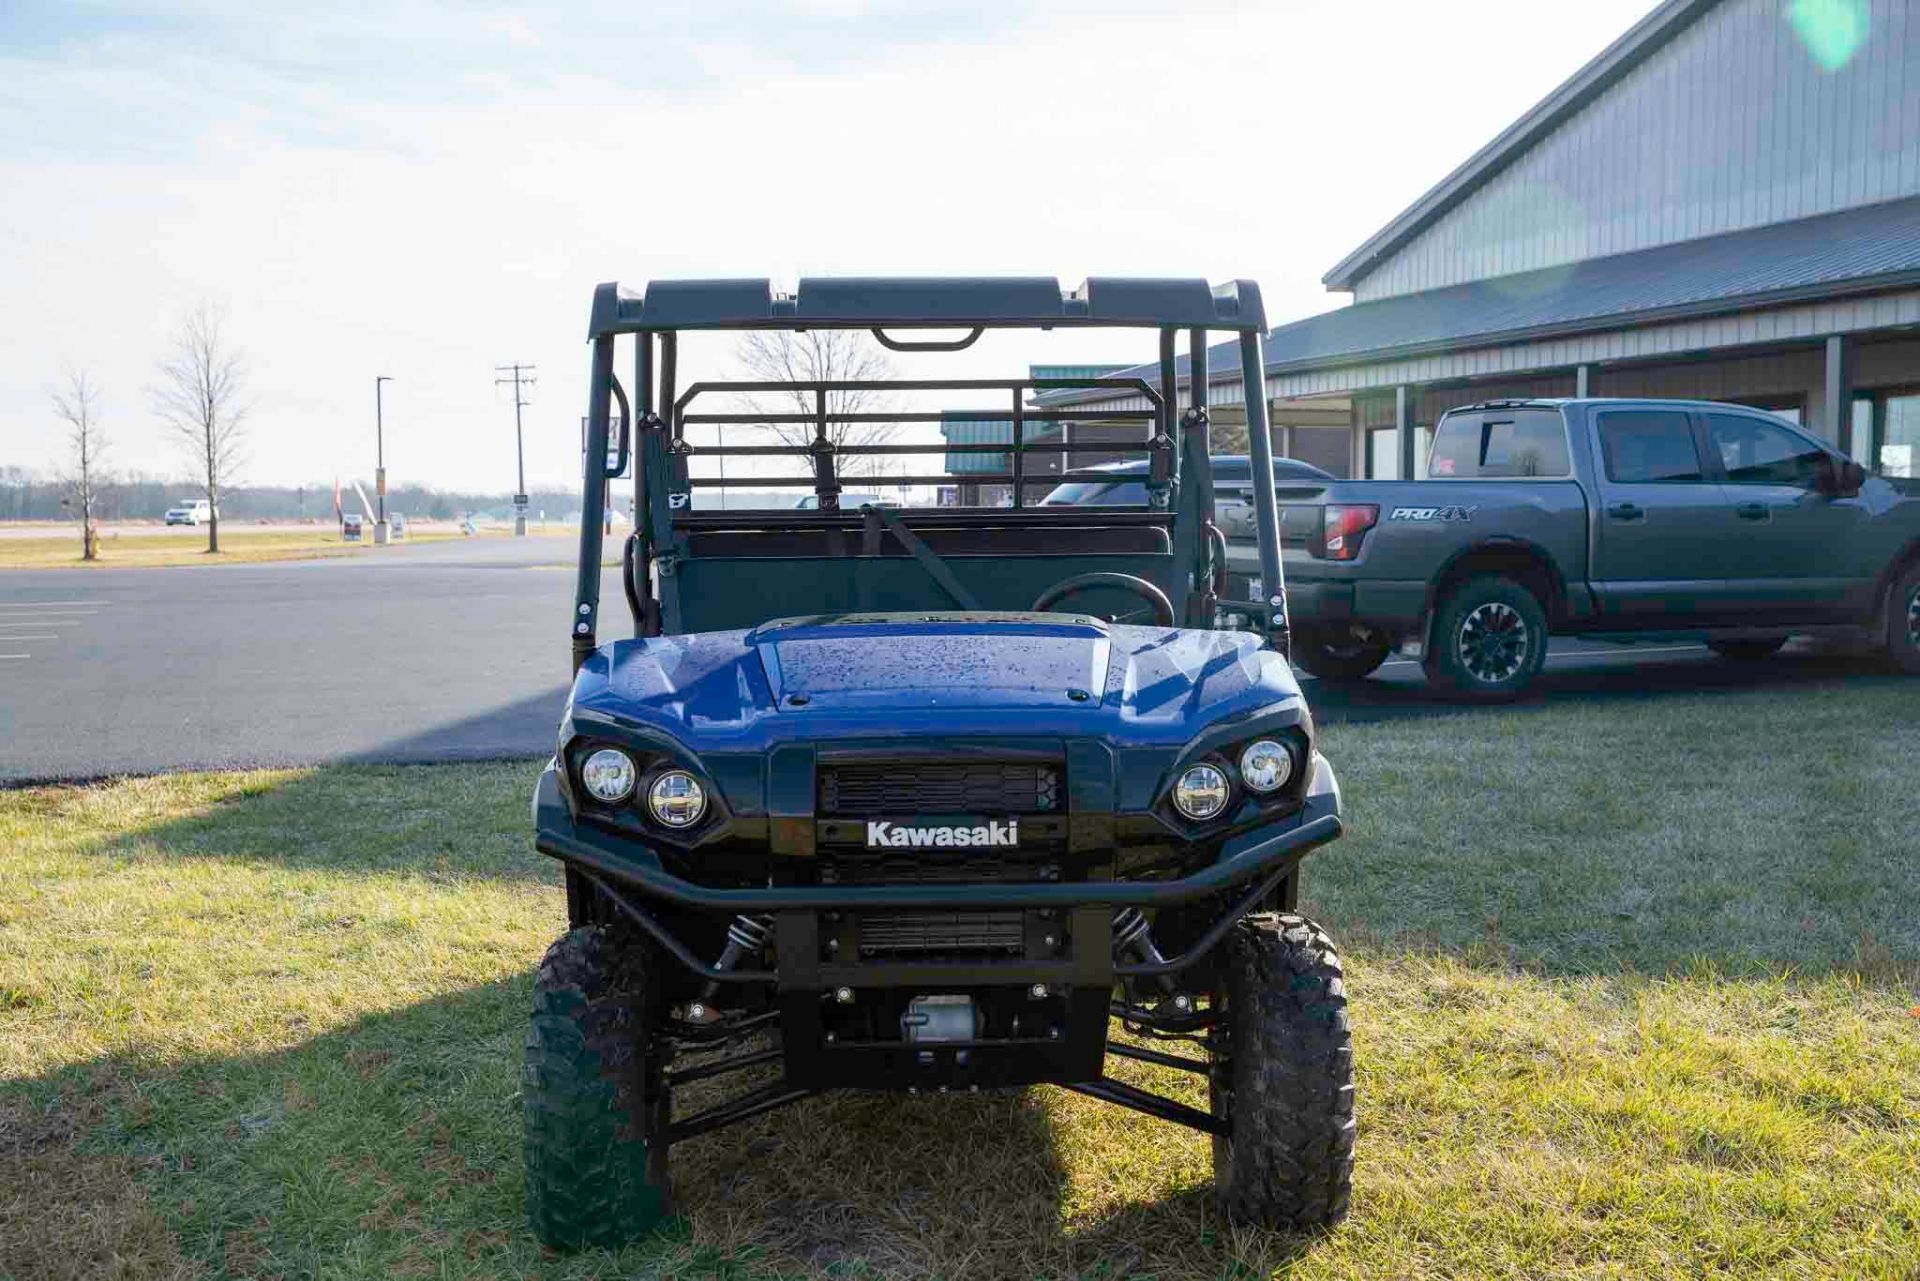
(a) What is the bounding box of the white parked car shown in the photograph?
[164,499,214,526]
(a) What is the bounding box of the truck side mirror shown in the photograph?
[1816,454,1865,497]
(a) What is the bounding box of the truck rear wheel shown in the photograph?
[1290,631,1394,681]
[1209,914,1354,1232]
[1423,575,1547,700]
[524,925,673,1250]
[1888,563,1920,675]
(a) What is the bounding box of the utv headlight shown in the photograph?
[1238,739,1293,795]
[579,748,638,803]
[646,770,707,828]
[1171,763,1231,821]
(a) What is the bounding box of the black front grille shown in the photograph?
[819,761,1060,816]
[821,849,1056,885]
[856,910,1025,956]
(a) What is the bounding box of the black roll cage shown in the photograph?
[569,277,1291,670]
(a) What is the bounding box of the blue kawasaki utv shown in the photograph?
[526,277,1351,1246]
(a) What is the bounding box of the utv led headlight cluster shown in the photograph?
[647,770,707,828]
[1171,763,1231,821]
[579,748,637,803]
[1238,739,1293,794]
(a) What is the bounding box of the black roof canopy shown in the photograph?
[588,276,1266,337]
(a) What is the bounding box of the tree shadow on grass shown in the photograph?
[3,978,1324,1281]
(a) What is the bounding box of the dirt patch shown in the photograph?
[0,1101,198,1281]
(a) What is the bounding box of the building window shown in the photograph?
[1851,395,1876,467]
[1365,425,1432,480]
[1366,427,1399,480]
[1882,393,1920,478]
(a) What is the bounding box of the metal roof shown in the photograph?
[1036,195,1920,405]
[588,277,1266,336]
[1323,0,1721,291]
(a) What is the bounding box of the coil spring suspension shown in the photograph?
[688,914,773,1021]
[1113,907,1178,996]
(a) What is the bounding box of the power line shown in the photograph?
[495,363,536,534]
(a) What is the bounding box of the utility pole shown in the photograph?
[374,375,392,544]
[495,363,535,536]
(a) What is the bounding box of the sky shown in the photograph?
[0,0,1662,495]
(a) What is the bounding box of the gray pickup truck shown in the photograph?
[1229,397,1920,699]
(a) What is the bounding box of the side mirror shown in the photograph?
[1816,454,1866,497]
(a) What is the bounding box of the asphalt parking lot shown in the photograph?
[0,537,1890,782]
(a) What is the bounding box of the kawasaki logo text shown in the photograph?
[866,820,1019,848]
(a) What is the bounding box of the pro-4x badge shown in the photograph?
[1387,505,1477,522]
[866,820,1019,849]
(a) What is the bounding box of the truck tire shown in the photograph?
[1888,562,1920,675]
[1291,631,1394,682]
[1210,914,1354,1232]
[524,926,672,1249]
[1423,575,1548,700]
[1708,637,1787,662]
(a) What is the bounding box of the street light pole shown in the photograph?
[374,375,392,545]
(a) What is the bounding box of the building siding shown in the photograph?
[1355,0,1920,302]
[1266,288,1920,398]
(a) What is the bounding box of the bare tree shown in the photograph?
[153,303,247,553]
[734,330,898,481]
[51,369,108,560]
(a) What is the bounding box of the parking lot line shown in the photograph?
[0,634,57,641]
[0,602,106,609]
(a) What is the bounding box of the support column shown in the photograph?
[1823,335,1854,452]
[1395,385,1414,481]
[1575,363,1591,399]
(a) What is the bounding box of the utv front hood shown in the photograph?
[568,613,1303,749]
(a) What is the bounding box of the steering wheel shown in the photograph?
[1031,572,1176,627]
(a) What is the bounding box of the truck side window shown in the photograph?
[1426,409,1570,478]
[1596,410,1703,483]
[1705,414,1826,488]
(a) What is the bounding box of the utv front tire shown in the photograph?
[1210,914,1355,1232]
[523,926,672,1250]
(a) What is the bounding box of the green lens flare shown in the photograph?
[1787,0,1868,72]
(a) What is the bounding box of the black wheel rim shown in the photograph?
[1458,602,1529,683]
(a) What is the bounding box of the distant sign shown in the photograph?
[513,493,530,510]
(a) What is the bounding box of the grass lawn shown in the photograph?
[0,527,491,571]
[2,682,1916,1279]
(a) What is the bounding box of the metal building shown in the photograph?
[1035,0,1920,481]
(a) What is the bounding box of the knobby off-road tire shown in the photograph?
[1290,630,1394,682]
[524,925,672,1250]
[1708,637,1788,661]
[1210,913,1355,1232]
[1887,562,1920,676]
[1423,574,1548,701]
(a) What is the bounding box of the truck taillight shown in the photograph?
[1318,504,1379,561]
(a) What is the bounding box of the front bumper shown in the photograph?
[537,754,1340,1089]
[533,752,1342,914]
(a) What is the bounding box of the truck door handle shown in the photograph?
[1607,502,1644,521]
[1734,502,1769,521]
